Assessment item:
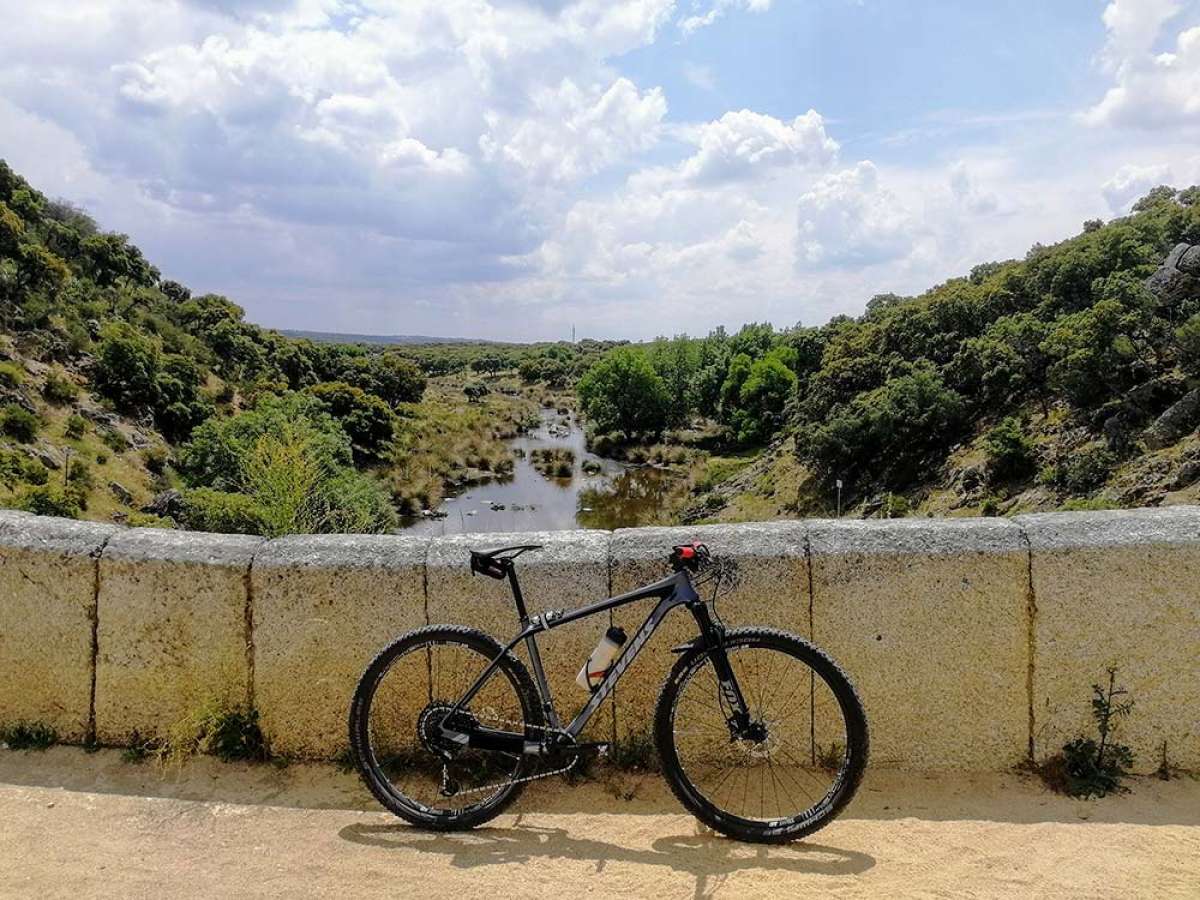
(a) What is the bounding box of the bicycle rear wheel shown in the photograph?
[654,627,868,843]
[349,624,544,830]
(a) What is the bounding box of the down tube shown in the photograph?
[564,593,686,740]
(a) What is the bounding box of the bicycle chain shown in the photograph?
[440,706,583,798]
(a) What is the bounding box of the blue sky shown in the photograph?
[1,0,1198,341]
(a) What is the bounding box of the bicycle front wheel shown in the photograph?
[654,627,868,843]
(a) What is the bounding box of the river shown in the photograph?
[398,408,682,534]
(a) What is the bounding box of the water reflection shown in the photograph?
[398,408,683,535]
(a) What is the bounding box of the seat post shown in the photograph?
[506,564,529,623]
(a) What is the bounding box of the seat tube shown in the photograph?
[506,564,561,730]
[523,633,562,731]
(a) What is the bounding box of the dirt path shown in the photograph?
[1,748,1197,899]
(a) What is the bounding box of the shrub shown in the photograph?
[141,445,169,474]
[0,404,40,443]
[983,417,1036,482]
[1048,446,1117,495]
[880,493,911,518]
[0,361,24,388]
[180,394,395,536]
[305,381,395,461]
[0,720,57,751]
[1179,313,1200,376]
[42,369,78,404]
[125,511,175,529]
[0,449,48,487]
[182,488,269,535]
[100,428,129,452]
[64,413,87,439]
[1059,496,1121,511]
[66,458,94,490]
[16,483,82,518]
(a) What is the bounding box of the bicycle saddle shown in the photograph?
[469,544,543,578]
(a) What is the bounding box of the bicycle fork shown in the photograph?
[686,602,755,737]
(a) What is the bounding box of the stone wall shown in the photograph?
[2,507,1197,772]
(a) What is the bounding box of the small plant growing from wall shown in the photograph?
[1039,666,1135,798]
[0,721,58,751]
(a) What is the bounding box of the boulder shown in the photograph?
[1142,388,1200,450]
[109,481,134,505]
[143,488,185,520]
[1146,242,1200,305]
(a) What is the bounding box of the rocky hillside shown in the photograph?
[687,235,1200,522]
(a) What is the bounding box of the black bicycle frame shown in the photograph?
[439,566,753,755]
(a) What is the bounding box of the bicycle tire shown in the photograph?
[654,627,869,843]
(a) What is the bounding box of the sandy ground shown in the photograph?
[1,748,1197,899]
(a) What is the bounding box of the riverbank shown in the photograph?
[2,747,1197,898]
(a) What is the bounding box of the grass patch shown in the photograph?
[1,720,58,751]
[157,701,268,766]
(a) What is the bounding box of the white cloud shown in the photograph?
[948,161,999,215]
[679,109,838,184]
[1085,1,1200,128]
[678,0,771,36]
[1102,162,1175,212]
[480,77,667,184]
[794,162,914,270]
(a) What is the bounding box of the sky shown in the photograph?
[1,1,1199,342]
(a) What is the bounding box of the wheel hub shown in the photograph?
[735,720,776,760]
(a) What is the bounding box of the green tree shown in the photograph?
[797,364,965,489]
[1178,313,1200,376]
[305,381,395,461]
[733,350,798,444]
[358,354,426,406]
[93,321,162,411]
[577,347,671,437]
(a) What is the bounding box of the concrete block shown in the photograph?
[608,522,809,742]
[94,529,265,745]
[251,534,429,758]
[0,514,116,742]
[809,517,1028,770]
[1019,507,1200,771]
[426,530,613,742]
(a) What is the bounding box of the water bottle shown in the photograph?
[576,626,627,691]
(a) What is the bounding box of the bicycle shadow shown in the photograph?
[338,819,874,898]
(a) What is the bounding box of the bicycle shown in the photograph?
[349,541,868,843]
